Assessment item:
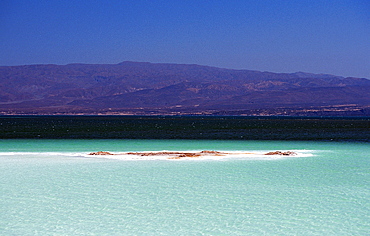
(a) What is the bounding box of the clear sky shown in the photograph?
[1,0,369,78]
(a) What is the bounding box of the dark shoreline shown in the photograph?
[1,115,369,141]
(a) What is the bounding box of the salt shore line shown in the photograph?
[88,150,297,159]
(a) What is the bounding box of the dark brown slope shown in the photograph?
[1,62,370,115]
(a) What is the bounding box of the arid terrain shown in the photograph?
[1,62,369,116]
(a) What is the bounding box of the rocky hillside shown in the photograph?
[1,62,370,115]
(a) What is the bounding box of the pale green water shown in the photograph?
[0,139,369,235]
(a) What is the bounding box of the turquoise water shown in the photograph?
[1,139,369,235]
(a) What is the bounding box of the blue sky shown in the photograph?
[1,0,369,78]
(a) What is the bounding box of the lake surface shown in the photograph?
[1,115,369,141]
[1,139,369,235]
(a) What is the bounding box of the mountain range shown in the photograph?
[1,61,370,116]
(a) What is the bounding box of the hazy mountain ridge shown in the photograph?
[1,62,369,115]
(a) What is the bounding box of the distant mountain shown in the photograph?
[1,61,370,116]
